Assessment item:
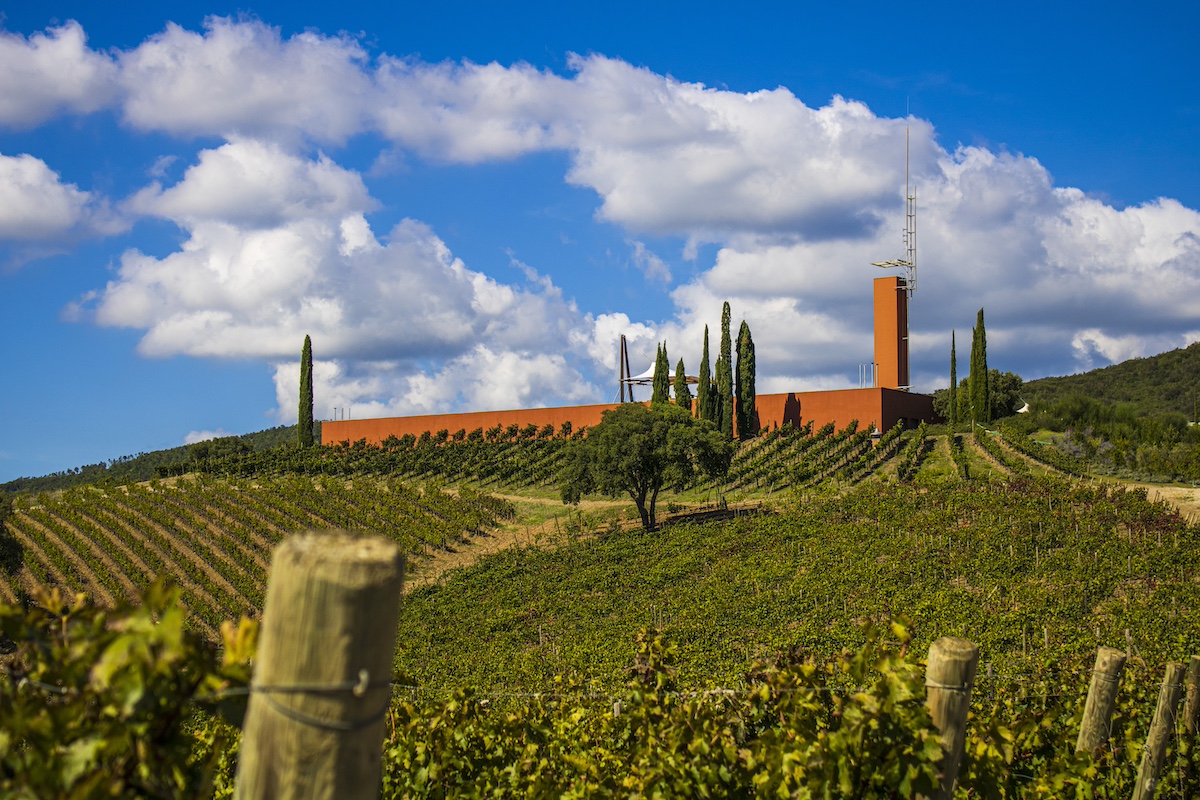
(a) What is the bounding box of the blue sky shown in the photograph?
[2,1,1198,481]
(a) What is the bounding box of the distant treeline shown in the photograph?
[1,425,312,494]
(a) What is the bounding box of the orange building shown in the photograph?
[321,272,936,446]
[321,387,933,446]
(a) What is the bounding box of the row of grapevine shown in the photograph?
[894,422,930,482]
[948,433,971,480]
[998,421,1090,477]
[2,477,513,635]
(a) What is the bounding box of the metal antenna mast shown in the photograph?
[872,124,917,295]
[869,117,918,391]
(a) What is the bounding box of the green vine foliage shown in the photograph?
[382,623,946,798]
[0,581,254,798]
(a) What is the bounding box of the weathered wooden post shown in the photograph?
[924,636,979,800]
[235,531,405,800]
[1076,646,1127,753]
[1185,655,1200,735]
[1132,661,1185,800]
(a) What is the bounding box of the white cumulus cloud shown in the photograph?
[84,137,607,417]
[118,17,372,143]
[0,22,117,127]
[0,152,124,261]
[5,15,1196,400]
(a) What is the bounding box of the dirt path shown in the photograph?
[405,497,764,590]
[405,524,553,591]
[966,434,1012,477]
[404,496,616,591]
[1123,483,1200,522]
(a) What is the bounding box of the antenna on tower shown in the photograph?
[872,122,917,296]
[870,113,918,392]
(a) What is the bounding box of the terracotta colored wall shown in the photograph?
[321,388,937,446]
[321,402,621,446]
[873,276,909,389]
[754,387,932,434]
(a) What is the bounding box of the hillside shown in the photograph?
[0,475,511,637]
[0,423,317,494]
[1023,340,1200,419]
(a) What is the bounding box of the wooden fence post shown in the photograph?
[1076,646,1127,753]
[924,636,979,800]
[1185,655,1200,735]
[1132,661,1185,800]
[235,531,405,800]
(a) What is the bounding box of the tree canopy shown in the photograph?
[717,302,733,439]
[298,335,314,447]
[651,343,671,406]
[948,331,958,429]
[697,326,712,424]
[934,369,1023,423]
[970,310,989,426]
[735,320,756,438]
[559,403,731,531]
[673,358,691,413]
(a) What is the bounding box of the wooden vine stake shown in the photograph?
[235,531,405,800]
[1075,646,1126,753]
[1132,661,1185,800]
[1185,655,1200,735]
[924,636,979,800]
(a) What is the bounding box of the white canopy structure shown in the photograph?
[618,334,698,402]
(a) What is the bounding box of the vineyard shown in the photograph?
[0,476,514,636]
[6,420,1200,796]
[0,420,1166,636]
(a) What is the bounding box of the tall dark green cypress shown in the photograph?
[298,334,314,447]
[970,309,989,426]
[949,330,958,429]
[697,326,712,422]
[735,320,756,438]
[651,342,671,406]
[717,302,733,438]
[673,358,691,413]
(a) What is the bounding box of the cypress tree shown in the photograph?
[717,302,734,438]
[651,342,671,406]
[298,334,314,447]
[735,320,757,438]
[970,309,989,426]
[949,330,958,429]
[697,326,712,422]
[673,358,691,413]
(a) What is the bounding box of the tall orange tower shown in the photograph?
[873,276,909,389]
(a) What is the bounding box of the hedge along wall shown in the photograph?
[321,388,936,447]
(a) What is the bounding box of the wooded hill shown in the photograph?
[0,424,315,494]
[1023,340,1200,420]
